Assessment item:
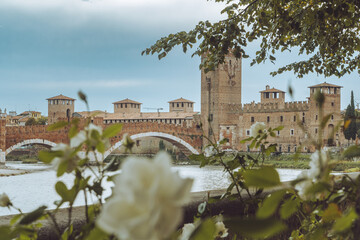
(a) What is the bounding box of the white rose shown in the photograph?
[308,150,328,179]
[204,145,217,157]
[97,152,193,240]
[295,171,313,200]
[70,131,87,148]
[250,122,266,138]
[178,223,195,240]
[51,143,79,173]
[86,123,103,135]
[0,193,11,207]
[215,221,229,238]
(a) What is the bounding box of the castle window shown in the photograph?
[182,103,184,107]
[125,104,127,108]
[328,87,331,94]
[288,145,291,152]
[246,130,250,136]
[334,88,337,94]
[172,103,175,107]
[294,116,296,122]
[331,115,334,120]
[177,103,179,107]
[279,145,282,152]
[331,102,334,106]
[247,145,250,152]
[290,129,294,136]
[280,116,283,122]
[277,131,280,136]
[265,92,270,99]
[267,116,270,122]
[316,115,318,121]
[209,114,213,122]
[294,145,297,152]
[273,92,278,99]
[251,116,254,123]
[315,128,318,134]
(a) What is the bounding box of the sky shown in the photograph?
[0,0,359,116]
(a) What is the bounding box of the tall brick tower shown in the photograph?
[307,82,342,146]
[0,119,6,163]
[201,53,242,147]
[47,95,76,124]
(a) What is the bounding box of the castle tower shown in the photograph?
[0,119,6,164]
[113,99,141,114]
[260,85,285,104]
[201,53,242,147]
[168,98,194,113]
[47,94,75,124]
[307,82,342,146]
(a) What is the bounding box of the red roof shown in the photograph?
[113,98,142,104]
[260,87,285,93]
[46,94,76,100]
[168,97,194,103]
[308,82,342,88]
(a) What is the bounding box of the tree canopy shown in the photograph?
[143,0,360,78]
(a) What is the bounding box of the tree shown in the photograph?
[344,92,357,142]
[143,0,360,78]
[25,118,36,126]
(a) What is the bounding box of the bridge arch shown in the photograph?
[5,139,57,156]
[104,132,199,159]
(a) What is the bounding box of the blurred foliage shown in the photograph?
[143,0,360,78]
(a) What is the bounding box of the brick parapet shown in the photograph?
[242,101,309,113]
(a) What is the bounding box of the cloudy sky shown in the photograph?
[0,0,358,116]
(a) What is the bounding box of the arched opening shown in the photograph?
[5,139,57,162]
[103,132,199,161]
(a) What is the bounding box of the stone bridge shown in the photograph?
[0,119,203,164]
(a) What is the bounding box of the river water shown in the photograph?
[0,162,303,216]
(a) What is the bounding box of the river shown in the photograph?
[0,162,303,216]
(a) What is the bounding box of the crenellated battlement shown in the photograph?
[241,100,309,113]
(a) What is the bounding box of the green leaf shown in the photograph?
[225,217,286,239]
[19,206,47,225]
[343,145,360,159]
[273,126,284,131]
[57,160,68,177]
[192,218,216,240]
[103,124,123,138]
[0,226,12,240]
[38,150,59,164]
[240,137,253,143]
[86,227,109,240]
[55,181,70,202]
[322,203,341,222]
[332,208,358,233]
[47,121,68,131]
[96,141,106,154]
[243,167,281,188]
[256,190,286,219]
[68,125,78,139]
[61,225,73,240]
[280,196,300,219]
